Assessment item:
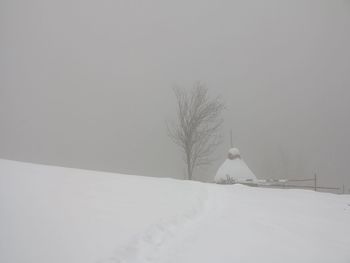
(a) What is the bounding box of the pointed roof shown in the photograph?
[215,148,257,183]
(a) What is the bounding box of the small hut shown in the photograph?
[215,148,257,184]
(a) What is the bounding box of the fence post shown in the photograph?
[314,173,317,192]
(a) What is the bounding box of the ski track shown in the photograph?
[101,184,223,263]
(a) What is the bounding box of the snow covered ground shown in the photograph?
[1,159,349,263]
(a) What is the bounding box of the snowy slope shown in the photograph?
[1,159,350,263]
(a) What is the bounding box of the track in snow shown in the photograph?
[107,184,350,263]
[105,185,218,263]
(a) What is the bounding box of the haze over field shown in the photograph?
[1,0,350,188]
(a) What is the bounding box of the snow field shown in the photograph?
[0,160,207,263]
[1,159,350,263]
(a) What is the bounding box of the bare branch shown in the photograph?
[167,83,225,180]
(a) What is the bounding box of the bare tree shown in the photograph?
[167,83,225,180]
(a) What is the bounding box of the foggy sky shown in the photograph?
[1,0,350,190]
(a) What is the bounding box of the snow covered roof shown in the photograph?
[228,148,241,160]
[215,148,257,183]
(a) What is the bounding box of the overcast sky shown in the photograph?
[1,0,350,189]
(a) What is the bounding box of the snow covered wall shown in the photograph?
[1,159,350,263]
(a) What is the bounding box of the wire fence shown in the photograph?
[217,174,346,194]
[255,174,342,193]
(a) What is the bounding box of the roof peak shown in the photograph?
[228,148,240,160]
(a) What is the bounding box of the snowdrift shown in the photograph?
[1,159,349,263]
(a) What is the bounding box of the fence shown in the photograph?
[256,174,341,193]
[217,174,345,194]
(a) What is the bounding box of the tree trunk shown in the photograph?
[186,151,192,180]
